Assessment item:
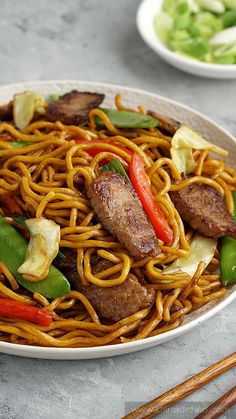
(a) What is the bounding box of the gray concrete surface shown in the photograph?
[0,1,235,418]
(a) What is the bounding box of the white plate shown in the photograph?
[137,0,236,79]
[0,80,235,359]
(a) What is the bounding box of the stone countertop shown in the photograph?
[0,1,235,418]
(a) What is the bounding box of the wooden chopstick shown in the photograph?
[194,385,236,419]
[122,352,236,419]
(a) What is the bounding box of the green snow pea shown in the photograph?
[100,158,131,184]
[0,215,70,298]
[95,109,160,129]
[220,191,236,286]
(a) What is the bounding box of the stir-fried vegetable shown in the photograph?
[95,109,160,129]
[13,91,46,130]
[129,153,173,244]
[49,92,61,101]
[155,0,236,64]
[18,218,60,282]
[0,298,52,327]
[0,136,31,148]
[171,124,227,174]
[10,141,31,148]
[163,233,217,276]
[100,158,131,183]
[0,215,70,298]
[11,214,65,263]
[11,214,28,229]
[220,191,236,285]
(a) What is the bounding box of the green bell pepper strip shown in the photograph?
[220,191,236,286]
[0,215,70,298]
[95,109,160,129]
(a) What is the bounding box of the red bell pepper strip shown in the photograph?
[75,139,133,159]
[0,136,14,142]
[0,298,52,327]
[129,153,173,245]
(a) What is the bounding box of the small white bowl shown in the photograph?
[137,0,236,79]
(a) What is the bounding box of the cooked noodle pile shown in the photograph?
[0,95,234,347]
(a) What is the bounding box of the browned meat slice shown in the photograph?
[88,171,160,259]
[0,100,13,121]
[170,182,236,239]
[46,90,105,125]
[55,249,155,321]
[79,275,155,321]
[148,110,180,135]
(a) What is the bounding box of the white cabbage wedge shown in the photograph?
[18,218,60,282]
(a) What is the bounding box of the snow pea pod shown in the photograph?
[220,191,236,286]
[100,158,131,183]
[0,215,70,298]
[95,108,160,129]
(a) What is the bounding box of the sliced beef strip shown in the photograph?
[46,90,105,125]
[170,182,236,239]
[87,171,160,260]
[147,110,180,136]
[55,249,155,321]
[0,100,13,121]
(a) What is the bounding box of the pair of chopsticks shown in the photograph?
[123,352,236,419]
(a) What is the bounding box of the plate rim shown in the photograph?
[0,79,235,358]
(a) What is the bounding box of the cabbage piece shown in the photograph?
[163,234,217,277]
[13,91,46,130]
[171,124,228,174]
[18,218,60,282]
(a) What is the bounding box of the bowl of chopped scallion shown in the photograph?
[137,0,236,78]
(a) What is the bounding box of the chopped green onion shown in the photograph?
[222,11,236,28]
[223,0,236,9]
[155,0,236,64]
[197,0,225,14]
[100,158,131,183]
